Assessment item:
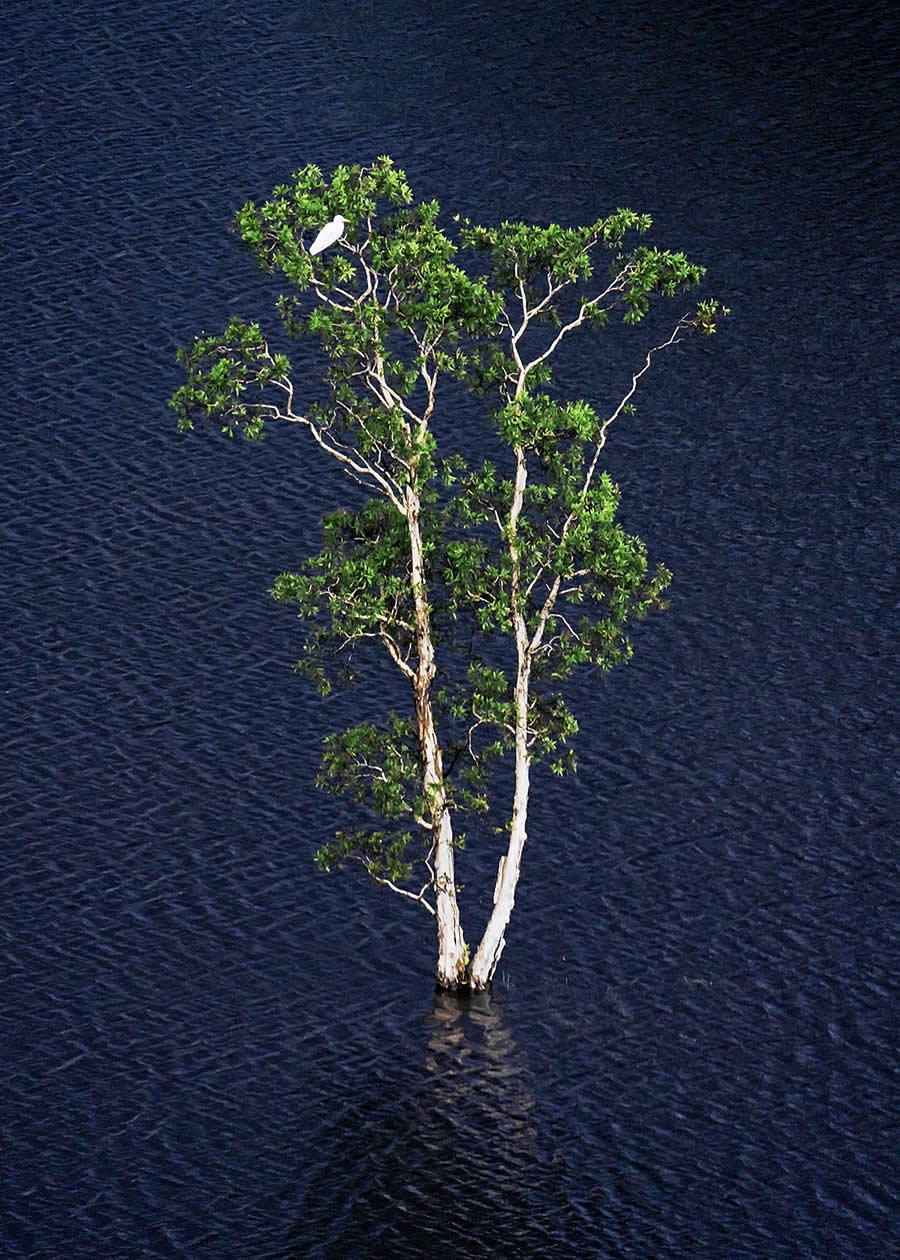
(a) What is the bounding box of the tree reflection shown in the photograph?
[280,990,570,1259]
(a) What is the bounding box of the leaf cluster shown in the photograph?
[315,827,417,884]
[172,156,727,881]
[171,316,288,440]
[271,498,418,693]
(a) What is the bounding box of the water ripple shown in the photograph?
[3,0,898,1255]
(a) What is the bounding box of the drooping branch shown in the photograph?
[361,860,437,915]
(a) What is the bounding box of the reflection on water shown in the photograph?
[280,992,569,1259]
[426,989,532,1085]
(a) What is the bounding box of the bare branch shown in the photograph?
[515,311,694,662]
[523,563,548,601]
[581,315,692,496]
[546,610,582,639]
[520,268,630,377]
[380,628,416,679]
[355,858,436,915]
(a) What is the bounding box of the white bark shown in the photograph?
[469,440,533,990]
[406,485,466,988]
[433,807,464,988]
[469,670,531,988]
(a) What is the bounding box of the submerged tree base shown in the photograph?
[435,969,493,994]
[434,969,486,994]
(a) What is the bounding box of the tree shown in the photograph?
[171,157,727,990]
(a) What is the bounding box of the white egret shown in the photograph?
[309,214,345,256]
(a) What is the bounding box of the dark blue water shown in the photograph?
[3,0,898,1255]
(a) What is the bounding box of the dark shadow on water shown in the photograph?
[270,989,577,1260]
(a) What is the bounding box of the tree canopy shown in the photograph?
[172,156,727,989]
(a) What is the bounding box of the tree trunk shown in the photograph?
[433,806,465,989]
[406,485,466,989]
[469,438,532,991]
[468,662,531,989]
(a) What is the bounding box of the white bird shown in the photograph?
[309,214,345,256]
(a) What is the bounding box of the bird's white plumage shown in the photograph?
[309,214,345,256]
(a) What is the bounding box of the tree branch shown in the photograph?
[356,858,436,915]
[581,314,692,496]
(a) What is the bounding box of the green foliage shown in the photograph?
[318,714,425,821]
[309,711,440,886]
[315,827,416,883]
[172,157,502,467]
[170,316,289,441]
[271,499,417,694]
[457,208,653,292]
[172,157,726,900]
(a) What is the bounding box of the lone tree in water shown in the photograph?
[171,157,726,990]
